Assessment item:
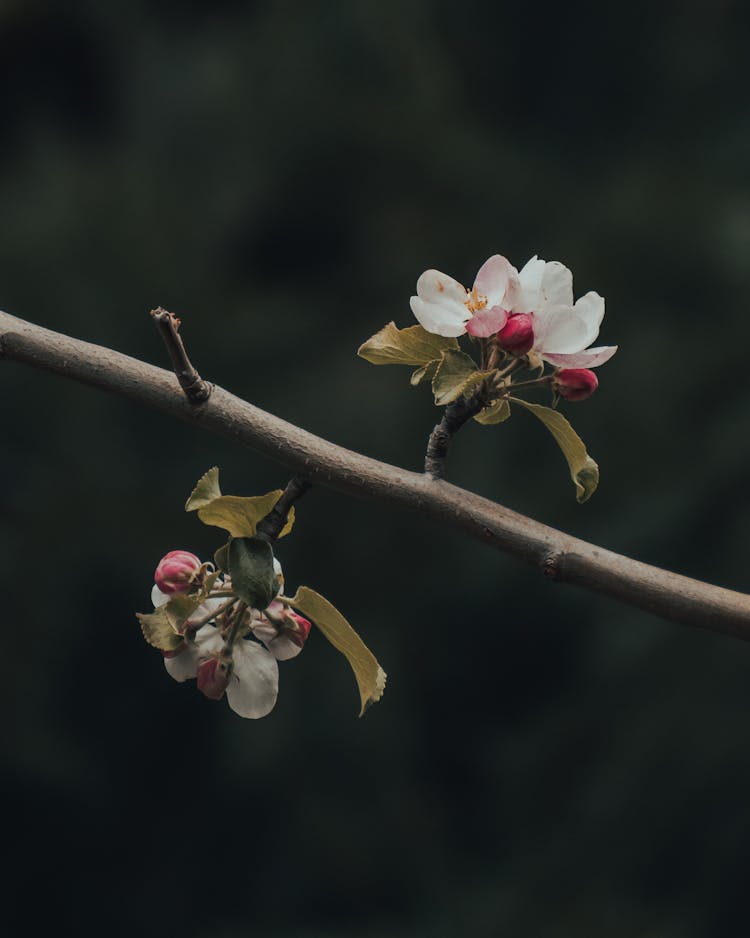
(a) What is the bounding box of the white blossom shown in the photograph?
[151,558,307,719]
[409,253,617,369]
[409,254,517,338]
[512,255,617,369]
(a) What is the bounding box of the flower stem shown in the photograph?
[224,602,248,651]
[190,596,237,629]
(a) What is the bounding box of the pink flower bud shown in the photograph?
[154,550,202,595]
[196,657,231,700]
[554,368,598,401]
[496,313,534,356]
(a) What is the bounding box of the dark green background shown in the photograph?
[2,2,749,936]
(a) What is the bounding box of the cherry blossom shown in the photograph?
[150,557,309,719]
[409,253,617,370]
[409,254,517,338]
[512,256,617,369]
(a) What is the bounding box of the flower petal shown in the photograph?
[465,305,508,338]
[152,585,170,608]
[410,296,468,337]
[543,346,618,369]
[532,305,590,354]
[572,291,605,348]
[163,625,224,682]
[266,634,304,661]
[226,641,279,719]
[416,268,467,308]
[164,645,199,682]
[516,257,573,312]
[514,255,545,312]
[473,254,520,310]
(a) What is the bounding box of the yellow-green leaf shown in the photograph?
[214,541,230,572]
[474,398,511,425]
[137,607,183,652]
[432,349,489,406]
[287,586,386,716]
[510,397,599,502]
[197,491,283,537]
[164,571,221,632]
[358,322,459,367]
[186,468,289,538]
[278,506,295,538]
[410,359,440,387]
[185,466,222,510]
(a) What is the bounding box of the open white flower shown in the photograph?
[511,256,617,369]
[163,623,280,719]
[154,582,281,718]
[409,254,518,338]
[410,253,617,369]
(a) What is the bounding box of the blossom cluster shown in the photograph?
[149,549,311,718]
[410,253,617,399]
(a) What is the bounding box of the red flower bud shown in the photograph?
[496,313,534,356]
[554,368,598,401]
[196,657,231,701]
[154,550,202,595]
[287,611,312,649]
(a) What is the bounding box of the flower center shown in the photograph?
[464,288,488,314]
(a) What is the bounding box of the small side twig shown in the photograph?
[424,391,486,480]
[150,307,212,405]
[256,475,312,541]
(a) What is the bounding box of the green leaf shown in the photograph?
[287,586,386,716]
[510,397,599,502]
[229,537,275,610]
[136,608,183,652]
[410,360,440,387]
[185,466,222,510]
[432,349,489,406]
[197,491,283,537]
[358,322,459,367]
[137,571,223,650]
[474,398,511,425]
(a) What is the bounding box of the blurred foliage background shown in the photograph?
[1,1,749,936]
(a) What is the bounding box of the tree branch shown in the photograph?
[2,309,749,639]
[256,475,312,541]
[150,306,212,404]
[424,391,486,478]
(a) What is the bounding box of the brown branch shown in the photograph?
[150,306,212,404]
[2,308,750,639]
[256,475,312,541]
[424,391,486,479]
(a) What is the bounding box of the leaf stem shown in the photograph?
[224,601,249,651]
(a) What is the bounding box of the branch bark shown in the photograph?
[424,391,486,478]
[2,309,749,639]
[150,306,212,404]
[256,476,312,541]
